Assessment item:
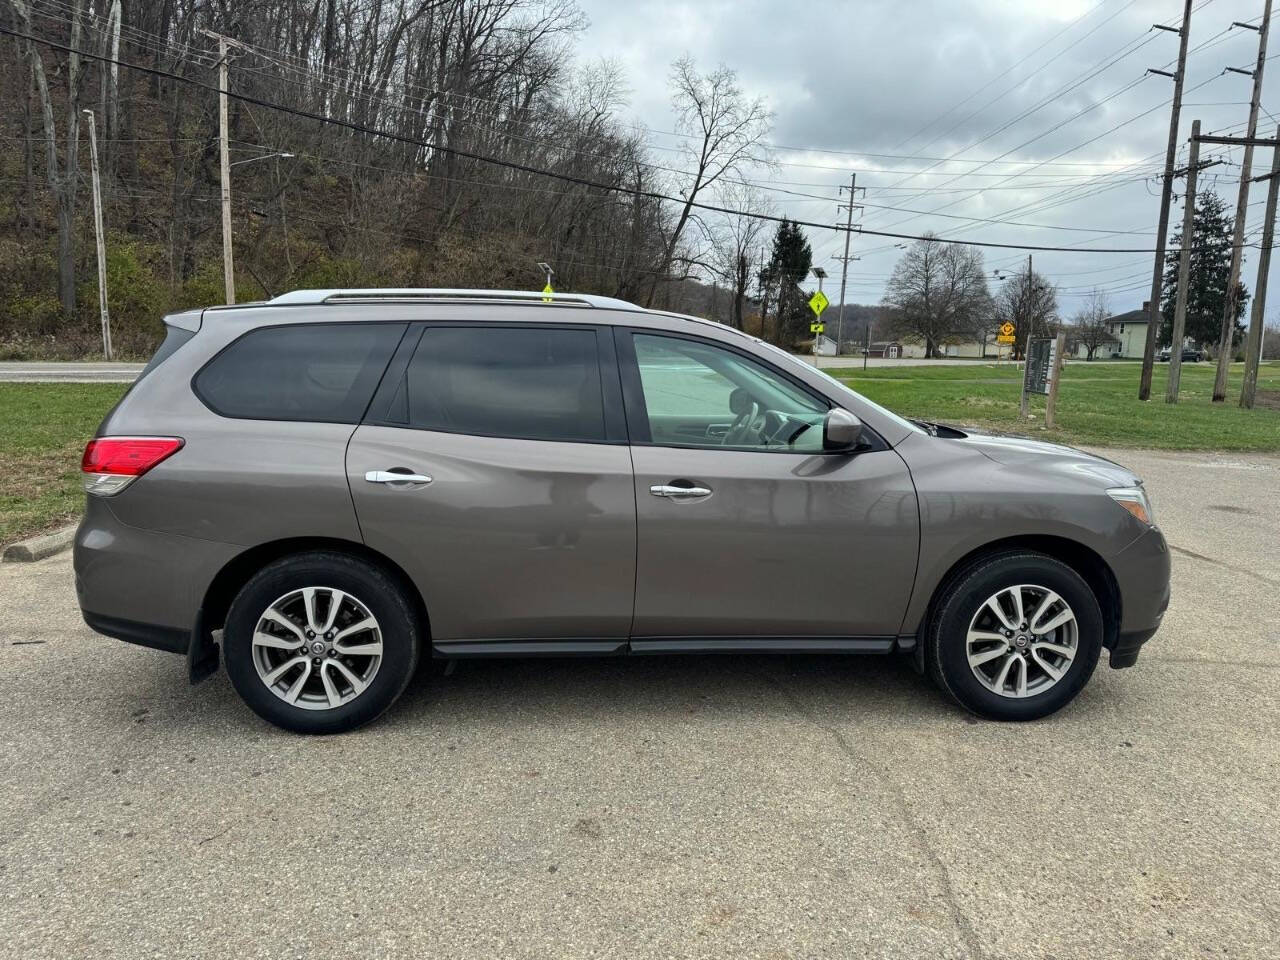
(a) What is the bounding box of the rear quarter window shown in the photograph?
[195,322,405,423]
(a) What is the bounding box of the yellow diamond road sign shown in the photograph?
[808,290,829,317]
[541,282,554,303]
[999,321,1015,337]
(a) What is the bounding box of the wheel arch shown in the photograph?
[912,534,1121,654]
[201,536,432,640]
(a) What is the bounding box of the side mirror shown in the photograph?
[823,408,863,451]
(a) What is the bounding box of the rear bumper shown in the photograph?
[81,610,189,654]
[74,495,237,645]
[1106,526,1171,668]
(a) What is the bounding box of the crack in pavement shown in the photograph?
[750,667,986,960]
[1168,544,1280,588]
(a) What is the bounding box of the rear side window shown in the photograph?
[195,323,405,423]
[393,326,606,443]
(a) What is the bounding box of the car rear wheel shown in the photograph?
[925,551,1103,721]
[224,552,421,734]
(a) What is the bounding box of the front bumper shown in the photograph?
[1106,525,1171,668]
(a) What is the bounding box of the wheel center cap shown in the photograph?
[309,640,327,655]
[1014,635,1029,648]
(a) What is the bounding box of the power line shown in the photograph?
[1,26,1189,255]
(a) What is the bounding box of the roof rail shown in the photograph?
[266,288,644,311]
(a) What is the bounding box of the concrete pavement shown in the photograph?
[1,448,1277,959]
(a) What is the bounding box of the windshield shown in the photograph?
[750,339,925,437]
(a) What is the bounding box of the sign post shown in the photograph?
[996,321,1015,369]
[1022,336,1063,424]
[808,288,829,364]
[1045,332,1066,429]
[1019,331,1033,418]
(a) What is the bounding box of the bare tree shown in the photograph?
[647,56,771,307]
[711,182,772,329]
[9,0,87,314]
[882,235,992,357]
[1070,288,1114,361]
[994,266,1059,359]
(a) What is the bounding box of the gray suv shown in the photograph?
[75,289,1170,733]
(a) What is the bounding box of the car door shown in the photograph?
[346,321,636,647]
[617,328,919,645]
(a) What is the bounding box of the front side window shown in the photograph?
[397,326,606,443]
[195,322,405,423]
[630,333,827,451]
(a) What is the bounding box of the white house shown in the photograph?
[1102,302,1162,359]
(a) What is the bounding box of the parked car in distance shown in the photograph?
[1158,347,1203,362]
[75,289,1171,733]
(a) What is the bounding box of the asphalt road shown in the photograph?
[0,361,146,383]
[1,448,1277,959]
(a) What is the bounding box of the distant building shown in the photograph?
[1101,302,1162,359]
[864,341,905,359]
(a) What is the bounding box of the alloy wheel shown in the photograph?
[251,586,383,711]
[965,584,1078,699]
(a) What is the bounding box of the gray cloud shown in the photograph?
[575,0,1280,315]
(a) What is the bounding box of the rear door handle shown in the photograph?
[365,469,432,485]
[650,483,713,499]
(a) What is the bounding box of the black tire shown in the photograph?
[224,551,421,734]
[925,550,1102,721]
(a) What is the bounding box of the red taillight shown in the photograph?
[82,437,184,476]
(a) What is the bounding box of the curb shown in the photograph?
[2,524,77,563]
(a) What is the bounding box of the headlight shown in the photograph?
[1107,485,1154,526]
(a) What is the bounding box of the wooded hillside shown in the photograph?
[1,0,768,357]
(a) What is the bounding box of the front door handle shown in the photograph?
[650,482,713,499]
[365,469,433,485]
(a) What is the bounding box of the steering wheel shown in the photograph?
[723,388,762,446]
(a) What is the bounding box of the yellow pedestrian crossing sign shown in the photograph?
[541,282,554,302]
[808,290,829,317]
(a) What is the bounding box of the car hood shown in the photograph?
[954,432,1140,487]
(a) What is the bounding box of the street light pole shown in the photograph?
[201,29,253,306]
[82,109,111,359]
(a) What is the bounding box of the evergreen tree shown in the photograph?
[761,219,813,347]
[1161,192,1248,349]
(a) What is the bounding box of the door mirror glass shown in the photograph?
[823,408,863,451]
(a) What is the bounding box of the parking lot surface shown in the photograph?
[1,447,1277,959]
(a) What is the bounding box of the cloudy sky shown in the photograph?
[573,0,1280,320]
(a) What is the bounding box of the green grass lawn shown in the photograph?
[0,383,127,546]
[1,363,1277,547]
[829,360,1280,451]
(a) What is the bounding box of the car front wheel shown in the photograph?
[925,551,1103,720]
[223,551,421,734]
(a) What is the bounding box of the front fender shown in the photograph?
[894,432,1146,636]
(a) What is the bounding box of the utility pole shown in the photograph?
[1240,124,1280,408]
[82,109,111,360]
[834,173,863,355]
[1168,120,1202,404]
[1213,4,1271,401]
[202,30,248,306]
[1139,0,1194,402]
